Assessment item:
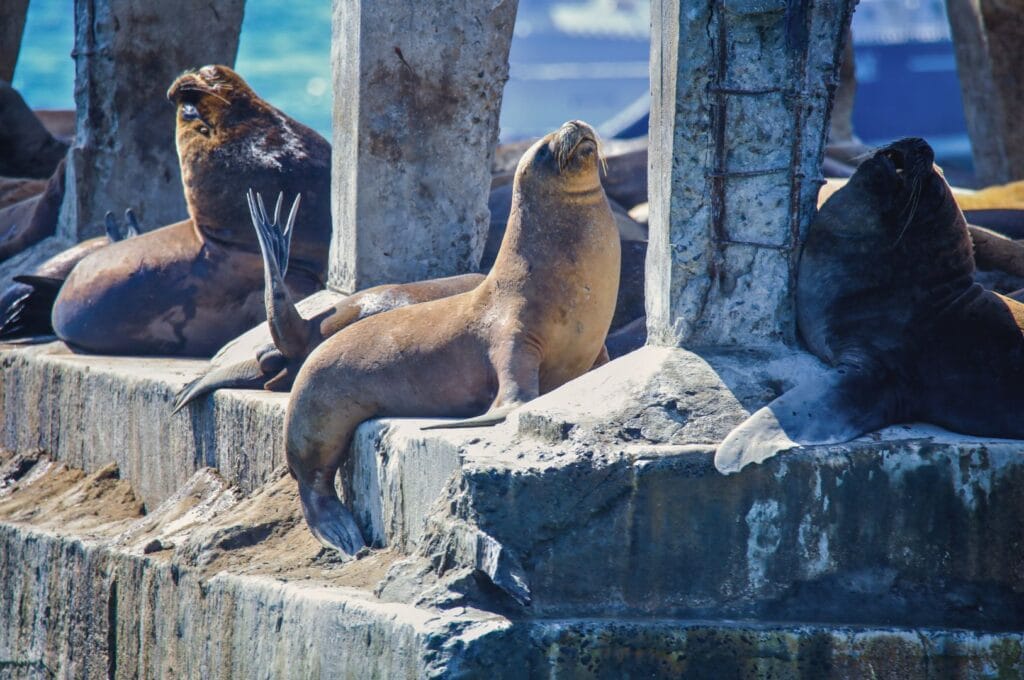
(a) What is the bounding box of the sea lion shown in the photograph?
[0,80,68,179]
[49,65,331,357]
[172,192,484,411]
[716,137,1024,474]
[0,158,66,263]
[283,120,620,553]
[0,210,138,340]
[0,176,47,210]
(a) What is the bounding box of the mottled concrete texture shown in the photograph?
[947,0,1024,185]
[329,0,518,292]
[0,0,28,83]
[646,0,855,347]
[58,0,245,240]
[1,344,1023,676]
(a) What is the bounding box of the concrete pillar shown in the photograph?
[647,0,854,349]
[329,0,517,293]
[58,0,245,241]
[0,0,29,83]
[946,0,1024,186]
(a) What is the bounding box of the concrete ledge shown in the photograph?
[377,347,1024,630]
[2,515,1020,679]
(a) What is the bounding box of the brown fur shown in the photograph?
[284,121,621,554]
[50,66,331,357]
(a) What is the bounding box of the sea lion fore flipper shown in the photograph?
[421,335,541,430]
[171,359,268,413]
[715,367,894,475]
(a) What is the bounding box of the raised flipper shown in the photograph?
[247,189,310,359]
[0,275,64,340]
[714,366,896,474]
[104,209,142,242]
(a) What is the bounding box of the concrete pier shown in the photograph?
[0,0,29,83]
[947,0,1024,185]
[328,0,518,292]
[58,0,245,240]
[646,0,855,348]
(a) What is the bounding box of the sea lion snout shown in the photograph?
[553,119,600,171]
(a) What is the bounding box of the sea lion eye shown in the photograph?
[182,103,200,121]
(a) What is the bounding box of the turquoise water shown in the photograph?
[11,1,650,143]
[13,0,334,137]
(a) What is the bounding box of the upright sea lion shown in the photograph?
[49,65,331,356]
[716,138,1024,474]
[171,192,484,411]
[283,121,620,553]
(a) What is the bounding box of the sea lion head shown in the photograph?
[165,65,330,257]
[815,137,960,246]
[167,65,260,144]
[514,120,603,198]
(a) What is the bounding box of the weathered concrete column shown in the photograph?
[58,0,245,240]
[329,0,517,292]
[0,0,29,83]
[647,0,855,348]
[946,0,1024,186]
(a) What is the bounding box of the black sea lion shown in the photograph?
[716,138,1024,474]
[48,65,331,357]
[171,191,485,411]
[283,121,620,553]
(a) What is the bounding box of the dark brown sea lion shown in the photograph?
[716,137,1024,474]
[284,121,620,553]
[172,192,484,411]
[49,65,331,357]
[0,157,66,263]
[0,80,68,179]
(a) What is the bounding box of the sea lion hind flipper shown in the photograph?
[247,189,309,359]
[714,367,893,475]
[298,484,366,557]
[171,359,267,413]
[0,276,65,339]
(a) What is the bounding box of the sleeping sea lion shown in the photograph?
[716,137,1024,474]
[48,65,331,356]
[0,158,66,264]
[0,210,138,340]
[282,120,620,553]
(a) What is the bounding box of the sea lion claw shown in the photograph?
[104,212,119,241]
[123,209,141,238]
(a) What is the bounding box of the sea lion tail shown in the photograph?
[171,359,267,413]
[246,189,310,359]
[297,483,366,556]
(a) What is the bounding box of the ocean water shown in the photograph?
[11,0,968,156]
[10,0,650,142]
